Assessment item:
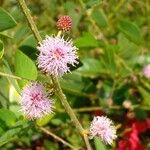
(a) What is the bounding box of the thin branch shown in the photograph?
[0,72,22,80]
[51,76,84,132]
[57,106,121,113]
[57,105,150,112]
[58,107,101,113]
[83,134,93,150]
[40,127,77,150]
[0,72,32,81]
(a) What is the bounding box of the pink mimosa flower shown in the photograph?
[37,35,78,76]
[90,116,117,145]
[20,82,54,119]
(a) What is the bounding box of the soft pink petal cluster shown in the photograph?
[143,64,150,78]
[37,36,78,76]
[90,116,117,145]
[20,82,54,119]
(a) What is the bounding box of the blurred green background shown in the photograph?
[0,0,150,149]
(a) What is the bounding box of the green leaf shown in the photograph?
[44,140,59,150]
[86,0,102,8]
[118,33,139,60]
[51,118,64,126]
[3,59,21,94]
[94,137,107,150]
[9,85,20,103]
[138,86,150,106]
[76,58,104,77]
[118,20,142,44]
[36,113,54,126]
[0,127,21,146]
[92,9,108,28]
[0,40,4,59]
[15,50,37,87]
[20,34,37,48]
[0,109,16,127]
[0,120,29,146]
[117,33,139,70]
[10,7,24,22]
[0,127,3,134]
[101,45,117,74]
[0,71,10,108]
[60,72,95,96]
[13,26,30,44]
[0,8,17,32]
[19,34,37,60]
[75,32,99,48]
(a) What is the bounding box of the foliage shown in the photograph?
[0,0,149,149]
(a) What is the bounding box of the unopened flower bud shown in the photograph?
[57,16,72,32]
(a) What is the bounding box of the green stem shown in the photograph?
[40,127,77,149]
[0,72,34,81]
[17,0,91,149]
[51,76,83,132]
[0,72,22,80]
[17,0,42,42]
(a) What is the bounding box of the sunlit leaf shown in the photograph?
[94,137,107,150]
[9,85,20,103]
[75,32,99,48]
[36,114,55,126]
[15,50,38,87]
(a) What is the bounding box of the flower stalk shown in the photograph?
[17,0,92,149]
[40,127,77,149]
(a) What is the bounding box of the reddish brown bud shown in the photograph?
[57,16,72,32]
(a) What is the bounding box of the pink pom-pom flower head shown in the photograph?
[57,16,72,32]
[90,116,117,145]
[37,35,78,76]
[143,64,150,78]
[20,82,54,119]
